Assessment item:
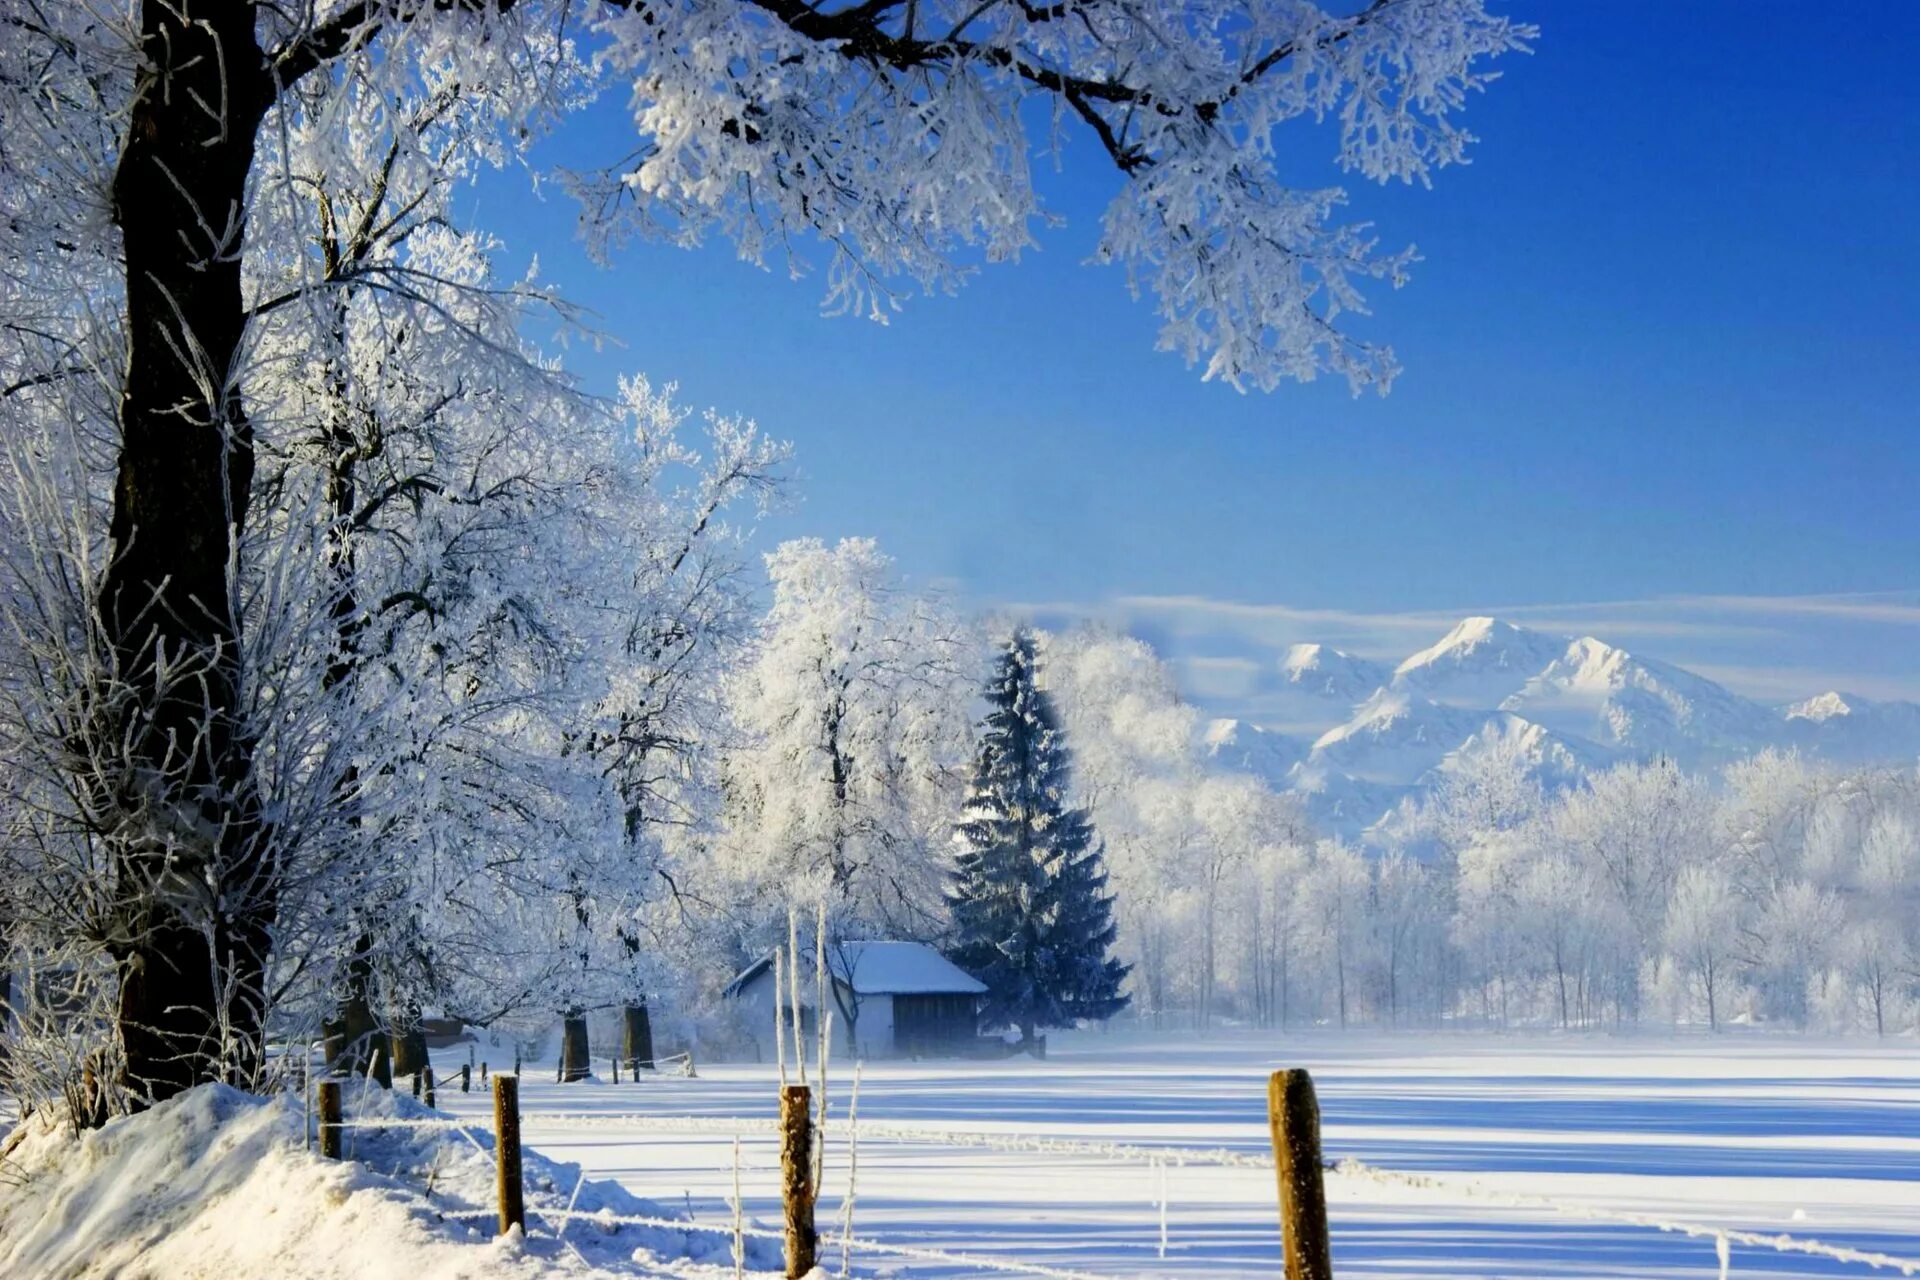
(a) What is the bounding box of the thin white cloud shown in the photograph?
[1454,613,1779,643]
[1011,586,1920,710]
[1111,593,1452,633]
[1663,592,1920,626]
[1684,664,1920,706]
[1178,655,1265,672]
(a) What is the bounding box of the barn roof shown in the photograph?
[724,940,987,998]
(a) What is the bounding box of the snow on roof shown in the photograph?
[724,940,986,998]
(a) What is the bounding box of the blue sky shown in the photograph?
[474,2,1920,710]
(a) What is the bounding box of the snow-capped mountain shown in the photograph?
[1392,617,1569,708]
[1308,691,1490,786]
[1202,718,1306,778]
[1500,636,1782,764]
[1254,643,1391,737]
[1783,691,1920,765]
[1282,761,1414,838]
[1201,616,1920,840]
[1430,711,1617,790]
[1282,643,1390,701]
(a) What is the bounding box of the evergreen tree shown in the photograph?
[949,631,1129,1053]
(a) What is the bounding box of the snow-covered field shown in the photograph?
[6,1029,1915,1280]
[425,1028,1920,1280]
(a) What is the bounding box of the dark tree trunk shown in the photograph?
[322,941,392,1086]
[559,1011,591,1082]
[621,1001,654,1070]
[391,1013,430,1081]
[102,0,278,1104]
[0,918,10,1034]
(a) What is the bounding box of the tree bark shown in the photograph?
[322,942,392,1086]
[621,1001,654,1070]
[779,1084,816,1278]
[1267,1069,1333,1280]
[391,1012,430,1081]
[559,1010,591,1082]
[102,0,279,1105]
[1704,959,1718,1033]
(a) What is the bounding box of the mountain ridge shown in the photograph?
[1201,617,1920,838]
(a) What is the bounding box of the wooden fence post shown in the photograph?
[317,1080,343,1160]
[460,1063,472,1093]
[494,1073,524,1236]
[1267,1069,1333,1280]
[780,1084,816,1279]
[423,1066,436,1109]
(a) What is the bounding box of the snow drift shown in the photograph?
[0,1083,777,1280]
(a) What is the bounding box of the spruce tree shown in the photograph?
[949,630,1128,1053]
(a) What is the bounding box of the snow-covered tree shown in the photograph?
[1663,865,1742,1031]
[1451,827,1531,1025]
[1425,727,1548,857]
[1365,849,1445,1024]
[1039,629,1198,1022]
[1297,838,1370,1028]
[1241,839,1311,1028]
[1188,773,1306,1029]
[948,631,1128,1052]
[0,0,1531,1098]
[718,538,975,945]
[1551,759,1715,1020]
[1847,809,1919,1035]
[0,14,780,1099]
[1511,849,1605,1029]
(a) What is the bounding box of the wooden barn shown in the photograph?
[724,940,987,1060]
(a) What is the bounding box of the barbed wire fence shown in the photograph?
[312,1073,1920,1280]
[300,916,1920,1278]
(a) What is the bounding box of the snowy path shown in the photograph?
[429,1030,1920,1279]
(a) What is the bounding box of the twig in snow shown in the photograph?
[815,1011,833,1191]
[350,1053,380,1160]
[774,946,787,1088]
[552,1166,589,1247]
[732,1135,746,1280]
[814,900,830,1189]
[839,1060,863,1279]
[786,910,806,1088]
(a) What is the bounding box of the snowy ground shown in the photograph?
[0,1079,781,1280]
[424,1027,1920,1280]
